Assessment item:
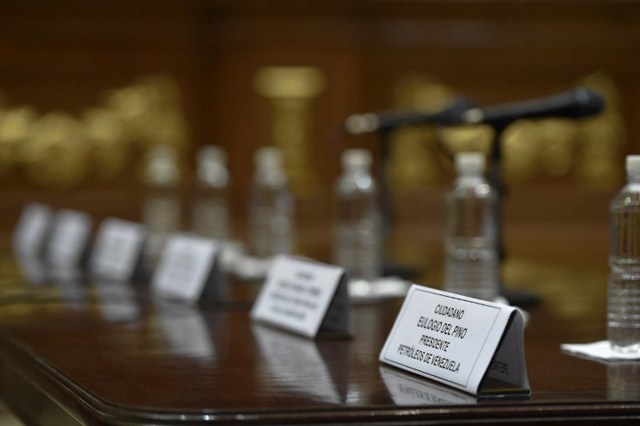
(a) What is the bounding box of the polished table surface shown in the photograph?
[0,233,638,425]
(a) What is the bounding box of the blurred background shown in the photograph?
[0,0,638,264]
[0,4,639,421]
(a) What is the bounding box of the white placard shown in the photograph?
[13,203,53,258]
[46,209,92,269]
[379,285,530,396]
[90,218,146,282]
[250,255,351,338]
[151,234,220,303]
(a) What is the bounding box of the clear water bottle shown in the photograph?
[443,152,499,301]
[608,155,640,353]
[191,145,231,242]
[333,149,382,282]
[141,145,182,269]
[249,147,294,258]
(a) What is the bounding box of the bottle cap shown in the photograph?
[197,145,228,187]
[145,145,180,186]
[255,147,283,169]
[254,147,286,185]
[626,155,640,179]
[342,149,372,171]
[198,145,226,165]
[455,152,485,177]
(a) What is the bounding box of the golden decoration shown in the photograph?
[0,74,190,188]
[575,72,625,188]
[500,120,543,184]
[389,74,456,189]
[106,75,189,154]
[254,66,325,196]
[537,119,580,178]
[0,106,38,175]
[254,67,325,99]
[437,125,494,162]
[83,108,131,181]
[22,112,90,188]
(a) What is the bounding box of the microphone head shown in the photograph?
[572,87,606,117]
[461,86,607,126]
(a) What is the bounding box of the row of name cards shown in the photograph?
[14,204,93,270]
[379,285,530,396]
[94,227,224,304]
[14,204,225,306]
[251,256,352,338]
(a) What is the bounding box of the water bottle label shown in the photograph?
[89,218,147,282]
[251,255,352,338]
[152,233,221,303]
[379,285,530,396]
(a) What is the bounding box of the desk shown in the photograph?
[0,249,638,426]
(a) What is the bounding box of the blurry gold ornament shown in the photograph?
[389,128,440,189]
[390,75,456,188]
[394,74,455,114]
[23,112,89,188]
[143,111,190,152]
[137,74,182,110]
[0,106,38,175]
[254,67,325,99]
[438,125,493,157]
[105,74,188,153]
[574,72,625,188]
[500,120,542,184]
[83,108,132,181]
[254,66,325,196]
[537,119,579,177]
[0,73,190,188]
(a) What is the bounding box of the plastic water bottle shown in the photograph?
[608,155,640,353]
[443,152,499,301]
[333,149,382,282]
[191,145,231,242]
[141,145,182,269]
[249,147,294,258]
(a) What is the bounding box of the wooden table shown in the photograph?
[0,231,638,425]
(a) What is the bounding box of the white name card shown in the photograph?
[250,255,351,338]
[90,218,147,282]
[379,285,530,396]
[151,234,220,303]
[46,209,92,269]
[13,203,53,258]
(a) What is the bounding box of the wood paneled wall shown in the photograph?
[1,0,639,226]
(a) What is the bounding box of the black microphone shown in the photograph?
[344,98,474,135]
[459,87,605,126]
